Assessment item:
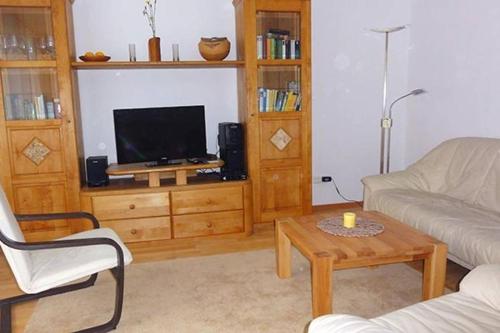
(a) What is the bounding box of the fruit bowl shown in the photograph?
[79,54,111,62]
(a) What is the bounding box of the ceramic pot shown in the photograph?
[198,37,230,61]
[148,37,161,62]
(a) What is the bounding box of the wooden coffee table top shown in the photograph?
[276,210,443,269]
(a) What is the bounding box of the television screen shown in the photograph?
[113,106,207,164]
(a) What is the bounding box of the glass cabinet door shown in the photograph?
[0,7,55,61]
[256,11,301,60]
[2,68,60,120]
[258,65,301,112]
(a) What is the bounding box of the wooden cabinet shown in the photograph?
[0,0,81,240]
[81,180,252,243]
[234,0,312,222]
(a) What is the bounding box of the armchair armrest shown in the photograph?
[459,264,500,311]
[15,211,100,229]
[309,315,392,333]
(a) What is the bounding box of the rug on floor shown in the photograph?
[25,248,431,333]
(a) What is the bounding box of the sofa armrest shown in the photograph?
[362,171,418,210]
[459,264,500,311]
[308,315,393,333]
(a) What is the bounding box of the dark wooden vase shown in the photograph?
[148,37,161,62]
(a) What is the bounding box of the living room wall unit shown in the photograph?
[0,0,312,240]
[0,0,81,241]
[234,0,312,223]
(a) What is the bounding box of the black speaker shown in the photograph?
[218,122,243,149]
[218,123,246,181]
[86,156,109,187]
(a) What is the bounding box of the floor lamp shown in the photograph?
[371,26,425,174]
[381,89,426,174]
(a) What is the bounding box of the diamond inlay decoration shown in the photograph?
[23,138,51,165]
[270,128,292,151]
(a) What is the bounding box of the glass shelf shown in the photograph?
[2,68,60,121]
[0,7,55,61]
[257,65,301,113]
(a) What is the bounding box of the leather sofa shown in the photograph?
[362,137,500,269]
[308,264,500,333]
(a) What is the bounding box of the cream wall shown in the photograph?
[405,0,500,164]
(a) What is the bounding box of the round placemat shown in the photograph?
[317,216,384,237]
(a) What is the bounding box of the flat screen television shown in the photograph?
[113,105,207,164]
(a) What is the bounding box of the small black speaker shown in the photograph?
[218,123,246,181]
[218,123,243,150]
[86,156,109,187]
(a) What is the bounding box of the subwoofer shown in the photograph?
[218,123,246,180]
[86,156,109,187]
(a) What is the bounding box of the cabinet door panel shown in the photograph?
[261,167,302,212]
[260,119,301,160]
[9,127,64,175]
[13,182,68,236]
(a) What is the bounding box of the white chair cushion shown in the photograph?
[0,186,32,291]
[27,228,133,294]
[309,315,392,333]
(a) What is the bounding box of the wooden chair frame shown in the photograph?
[0,212,125,333]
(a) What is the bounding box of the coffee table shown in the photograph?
[275,210,447,317]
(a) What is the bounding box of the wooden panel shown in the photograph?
[0,0,50,7]
[171,186,243,215]
[102,216,171,243]
[13,182,68,234]
[92,192,170,220]
[8,127,64,176]
[261,167,302,213]
[173,210,244,238]
[260,118,301,160]
[72,60,245,70]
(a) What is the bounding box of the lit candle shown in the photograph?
[343,212,356,228]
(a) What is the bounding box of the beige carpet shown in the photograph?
[26,249,430,333]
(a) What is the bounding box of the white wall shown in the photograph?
[73,0,238,161]
[312,0,411,204]
[405,0,500,164]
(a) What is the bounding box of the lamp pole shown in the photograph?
[371,26,406,174]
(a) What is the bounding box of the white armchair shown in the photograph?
[0,186,133,332]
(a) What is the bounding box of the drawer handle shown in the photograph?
[130,229,137,235]
[129,204,136,210]
[207,222,213,228]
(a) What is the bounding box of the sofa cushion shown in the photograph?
[460,264,500,311]
[372,293,500,333]
[370,189,500,267]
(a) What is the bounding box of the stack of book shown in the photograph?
[4,94,59,120]
[258,88,301,112]
[257,29,300,60]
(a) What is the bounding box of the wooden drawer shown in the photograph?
[171,186,243,215]
[102,216,171,243]
[92,192,170,220]
[173,210,244,238]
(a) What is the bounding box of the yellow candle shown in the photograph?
[343,212,356,228]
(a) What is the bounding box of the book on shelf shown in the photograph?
[5,94,59,120]
[258,86,302,113]
[257,29,300,60]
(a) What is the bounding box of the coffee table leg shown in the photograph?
[275,220,292,278]
[422,242,447,300]
[312,253,333,317]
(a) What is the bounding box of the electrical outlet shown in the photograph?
[321,176,333,182]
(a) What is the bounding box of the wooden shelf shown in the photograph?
[71,60,245,70]
[107,160,224,187]
[5,119,62,128]
[258,111,302,119]
[0,60,57,68]
[257,59,302,66]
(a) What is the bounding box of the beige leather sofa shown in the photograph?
[362,137,500,269]
[308,264,500,333]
